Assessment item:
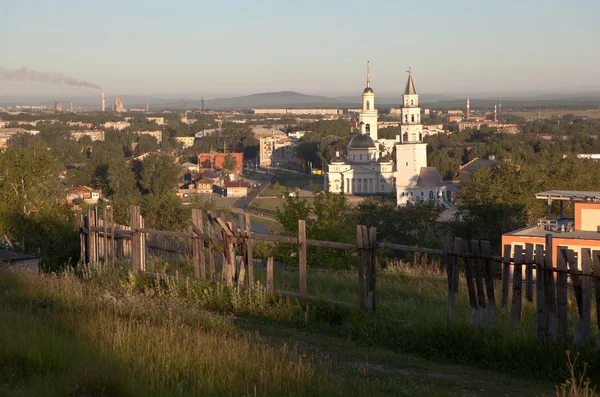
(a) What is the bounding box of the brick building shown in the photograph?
[198,152,243,176]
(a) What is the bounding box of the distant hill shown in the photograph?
[203,91,340,109]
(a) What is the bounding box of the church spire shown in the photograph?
[404,67,416,95]
[366,61,371,88]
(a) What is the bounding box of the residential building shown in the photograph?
[102,121,130,131]
[175,136,196,148]
[177,180,213,199]
[225,181,249,197]
[181,162,200,173]
[198,152,244,176]
[458,121,519,133]
[71,130,105,142]
[147,117,164,125]
[68,121,93,128]
[136,130,162,144]
[0,134,12,150]
[67,186,101,205]
[502,191,600,266]
[259,133,299,167]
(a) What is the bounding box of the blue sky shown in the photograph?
[1,0,599,98]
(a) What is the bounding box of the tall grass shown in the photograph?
[0,265,388,396]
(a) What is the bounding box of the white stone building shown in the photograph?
[324,63,395,195]
[395,71,449,206]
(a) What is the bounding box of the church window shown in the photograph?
[353,155,356,160]
[365,124,370,133]
[405,162,408,166]
[410,99,414,106]
[366,101,370,110]
[429,190,434,200]
[405,114,408,122]
[366,154,370,160]
[411,114,415,122]
[421,191,424,196]
[359,154,363,160]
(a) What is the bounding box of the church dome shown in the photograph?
[330,151,346,164]
[363,87,374,94]
[348,133,376,149]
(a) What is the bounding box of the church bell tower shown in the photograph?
[359,61,378,142]
[400,68,423,143]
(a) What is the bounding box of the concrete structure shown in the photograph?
[502,191,600,266]
[396,70,449,206]
[359,61,378,141]
[68,121,93,128]
[101,90,105,112]
[259,133,299,167]
[198,152,243,176]
[458,121,519,133]
[175,136,196,148]
[466,98,470,120]
[71,130,105,142]
[225,181,249,197]
[147,117,165,125]
[253,108,342,116]
[102,121,130,131]
[113,96,126,112]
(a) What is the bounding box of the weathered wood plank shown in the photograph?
[447,238,462,322]
[556,246,569,341]
[298,219,307,297]
[545,234,557,341]
[480,240,495,328]
[525,243,534,302]
[592,250,600,348]
[501,245,511,309]
[535,244,547,342]
[267,257,273,293]
[573,248,591,347]
[246,213,254,287]
[463,239,478,324]
[471,239,486,324]
[511,245,523,323]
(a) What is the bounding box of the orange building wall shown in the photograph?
[198,153,243,175]
[574,202,600,231]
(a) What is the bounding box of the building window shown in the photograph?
[405,162,408,166]
[359,154,363,160]
[421,191,424,196]
[365,124,370,133]
[366,154,370,160]
[353,155,356,160]
[366,101,370,110]
[410,99,414,105]
[405,114,408,122]
[411,114,415,122]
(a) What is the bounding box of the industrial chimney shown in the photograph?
[466,98,470,120]
[494,105,497,123]
[101,90,105,112]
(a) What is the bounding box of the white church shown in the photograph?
[324,64,450,206]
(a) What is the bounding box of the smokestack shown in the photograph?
[101,90,105,112]
[494,105,497,123]
[70,100,73,112]
[466,98,470,120]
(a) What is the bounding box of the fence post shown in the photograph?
[81,213,88,264]
[525,243,534,302]
[545,234,557,341]
[591,250,600,348]
[110,206,116,262]
[501,245,511,308]
[480,240,495,328]
[208,220,215,282]
[129,205,139,272]
[298,219,307,298]
[535,244,547,342]
[556,246,569,341]
[226,233,235,287]
[471,239,486,324]
[573,248,591,347]
[87,209,96,264]
[245,213,253,287]
[367,226,377,312]
[511,245,523,323]
[447,238,462,322]
[191,209,202,279]
[103,206,108,262]
[462,239,478,324]
[139,211,146,271]
[357,225,366,310]
[566,250,583,319]
[267,257,273,293]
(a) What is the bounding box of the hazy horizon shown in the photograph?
[2,0,599,99]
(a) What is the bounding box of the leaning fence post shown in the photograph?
[129,205,139,272]
[367,226,377,312]
[471,240,486,324]
[103,205,108,262]
[298,219,307,297]
[462,239,478,325]
[535,244,547,342]
[245,213,253,287]
[191,208,202,279]
[501,245,511,309]
[511,245,523,323]
[208,220,215,282]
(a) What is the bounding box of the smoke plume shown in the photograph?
[0,66,101,90]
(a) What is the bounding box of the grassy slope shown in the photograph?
[0,266,557,397]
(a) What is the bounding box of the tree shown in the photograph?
[222,153,237,172]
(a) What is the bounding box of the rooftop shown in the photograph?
[504,218,600,241]
[535,190,600,202]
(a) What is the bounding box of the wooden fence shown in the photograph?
[79,205,600,347]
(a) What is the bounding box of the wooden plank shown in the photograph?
[443,235,453,322]
[191,209,201,278]
[139,213,146,271]
[463,239,478,324]
[110,206,116,262]
[267,257,273,293]
[501,245,511,309]
[368,226,377,312]
[592,251,600,348]
[226,235,235,286]
[471,240,486,324]
[83,214,90,264]
[556,246,569,341]
[87,209,96,264]
[448,238,462,322]
[250,232,298,245]
[208,221,215,282]
[103,206,108,262]
[357,225,366,310]
[298,219,307,297]
[535,244,547,342]
[525,243,534,302]
[198,213,206,280]
[377,242,444,256]
[511,245,523,323]
[573,248,591,347]
[480,240,495,328]
[305,239,355,250]
[545,234,557,341]
[566,250,583,318]
[245,214,254,287]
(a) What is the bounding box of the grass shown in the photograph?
[1,260,597,396]
[252,197,315,213]
[259,174,323,197]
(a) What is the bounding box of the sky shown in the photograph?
[1,0,599,99]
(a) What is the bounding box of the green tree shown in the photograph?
[222,153,237,172]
